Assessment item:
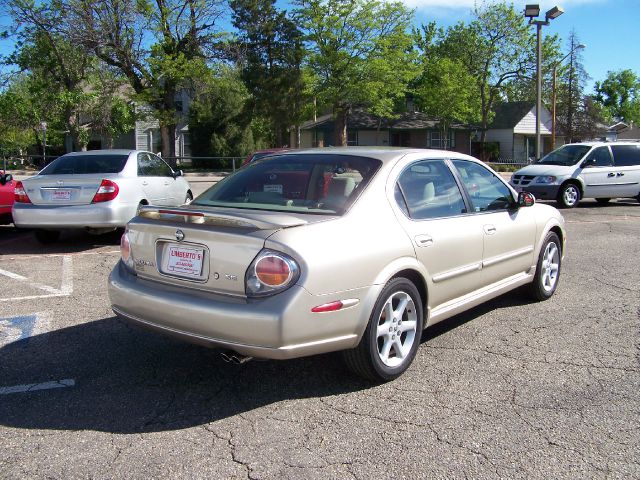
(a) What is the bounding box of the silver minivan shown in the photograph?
[510,142,640,208]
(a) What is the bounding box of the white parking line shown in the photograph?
[0,256,73,302]
[0,379,75,395]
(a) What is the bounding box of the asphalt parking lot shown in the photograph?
[0,194,639,478]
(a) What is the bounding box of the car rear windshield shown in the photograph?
[537,145,591,166]
[39,154,129,175]
[192,154,382,214]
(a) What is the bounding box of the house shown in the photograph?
[294,110,476,155]
[484,101,553,163]
[606,122,640,142]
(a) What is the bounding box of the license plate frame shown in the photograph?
[161,243,206,280]
[52,189,72,201]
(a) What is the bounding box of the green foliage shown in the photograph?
[188,68,265,165]
[594,69,640,124]
[231,0,305,146]
[295,0,417,144]
[434,2,535,138]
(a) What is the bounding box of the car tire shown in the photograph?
[184,192,193,205]
[34,229,61,244]
[343,278,424,382]
[595,198,611,204]
[527,232,561,301]
[557,183,581,208]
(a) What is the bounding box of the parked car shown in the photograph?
[109,148,566,381]
[242,148,290,166]
[12,150,192,243]
[510,142,640,208]
[0,170,15,225]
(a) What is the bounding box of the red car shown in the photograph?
[0,171,16,225]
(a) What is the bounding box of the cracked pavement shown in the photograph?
[0,198,639,479]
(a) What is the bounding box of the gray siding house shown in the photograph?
[485,102,553,163]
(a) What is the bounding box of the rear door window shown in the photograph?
[39,154,129,175]
[395,160,467,219]
[611,145,640,166]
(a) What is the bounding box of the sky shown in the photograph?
[1,0,638,93]
[405,0,640,92]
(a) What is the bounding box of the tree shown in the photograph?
[412,23,480,146]
[295,0,417,146]
[66,0,226,163]
[231,0,305,147]
[439,2,534,143]
[594,69,640,125]
[188,67,261,164]
[556,31,590,143]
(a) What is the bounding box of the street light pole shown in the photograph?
[525,4,564,160]
[551,44,586,149]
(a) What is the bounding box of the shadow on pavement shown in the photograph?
[0,316,371,434]
[0,227,122,255]
[0,290,537,434]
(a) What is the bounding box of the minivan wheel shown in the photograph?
[595,198,611,204]
[527,232,561,301]
[343,278,424,382]
[557,183,580,208]
[34,229,61,244]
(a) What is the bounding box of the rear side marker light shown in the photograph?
[312,299,359,313]
[14,181,31,203]
[92,179,119,203]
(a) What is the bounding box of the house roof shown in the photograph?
[489,101,536,129]
[300,110,472,131]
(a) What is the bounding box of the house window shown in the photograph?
[347,130,358,146]
[429,130,456,149]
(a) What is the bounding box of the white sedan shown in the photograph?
[12,149,192,243]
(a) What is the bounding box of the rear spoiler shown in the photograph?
[137,205,308,230]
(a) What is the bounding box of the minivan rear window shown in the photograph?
[611,145,640,167]
[192,154,381,214]
[39,154,129,175]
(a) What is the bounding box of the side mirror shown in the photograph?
[173,169,183,178]
[0,173,12,186]
[580,157,596,168]
[518,191,535,208]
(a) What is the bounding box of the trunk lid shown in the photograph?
[22,174,114,206]
[127,205,327,296]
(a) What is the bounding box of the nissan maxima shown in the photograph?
[109,148,565,381]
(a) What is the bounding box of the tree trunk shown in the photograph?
[334,106,348,147]
[159,123,177,167]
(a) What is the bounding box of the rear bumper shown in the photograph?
[12,201,137,228]
[108,261,369,359]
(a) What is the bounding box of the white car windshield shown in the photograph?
[537,145,591,166]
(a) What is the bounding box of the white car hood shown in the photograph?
[514,164,576,176]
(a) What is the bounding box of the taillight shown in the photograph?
[120,229,135,271]
[14,181,31,203]
[92,179,119,203]
[246,250,300,297]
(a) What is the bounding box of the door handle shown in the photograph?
[414,235,433,247]
[607,172,616,177]
[617,172,625,177]
[142,181,149,186]
[484,225,497,235]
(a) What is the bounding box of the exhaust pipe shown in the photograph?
[220,350,253,365]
